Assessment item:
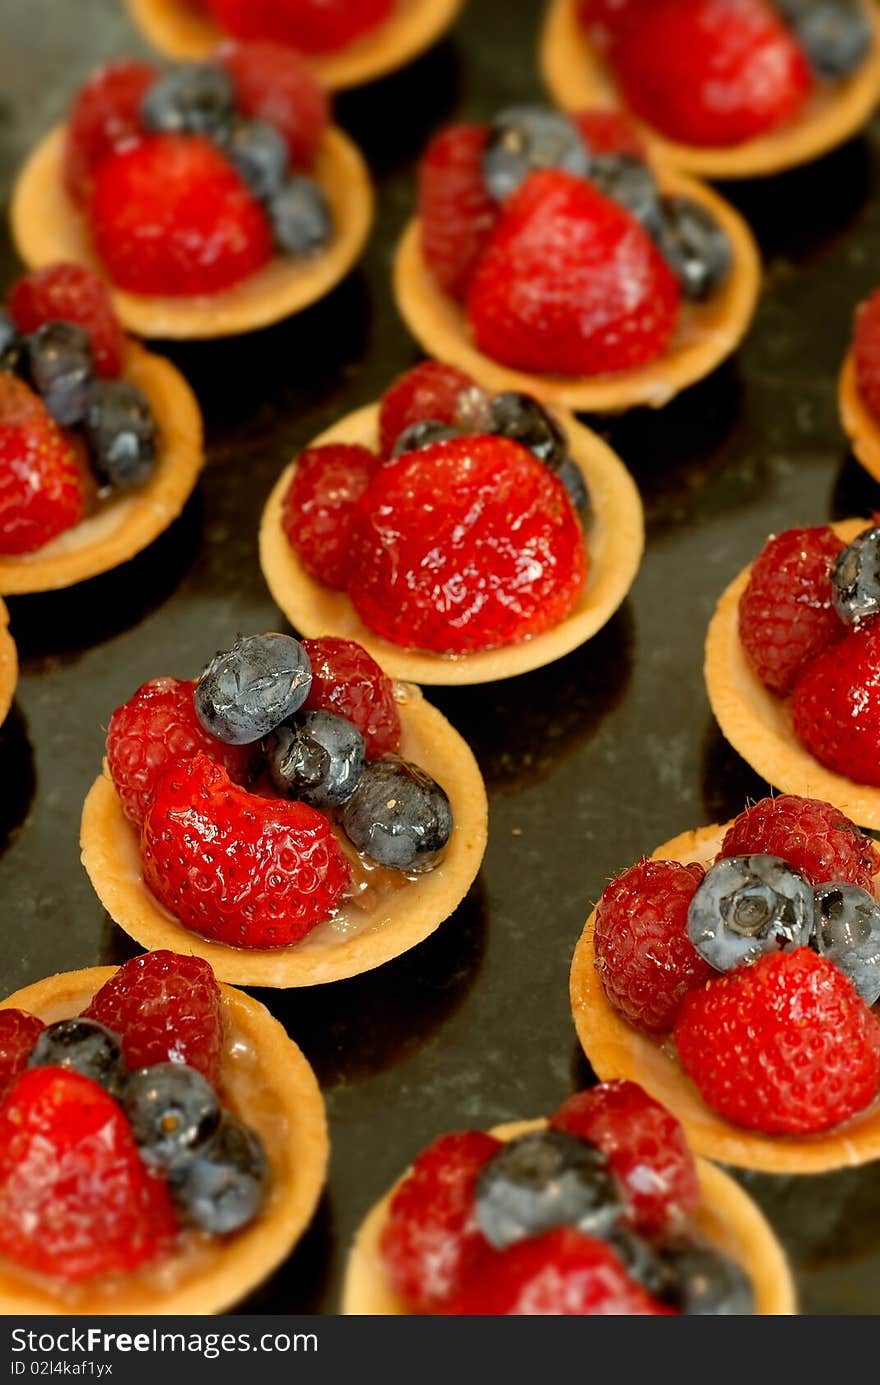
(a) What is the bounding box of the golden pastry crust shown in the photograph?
[839,349,880,484]
[0,344,203,595]
[705,517,880,829]
[0,602,17,727]
[259,404,643,684]
[341,1117,797,1314]
[0,965,328,1314]
[540,0,880,180]
[126,0,464,90]
[10,124,373,339]
[80,683,488,986]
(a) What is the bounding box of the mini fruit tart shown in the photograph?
[705,517,880,827]
[342,1080,795,1314]
[393,105,760,412]
[81,632,487,986]
[260,363,643,683]
[839,286,880,483]
[0,262,202,594]
[0,603,17,726]
[0,949,327,1313]
[11,45,372,339]
[542,0,880,180]
[126,0,464,91]
[571,794,880,1172]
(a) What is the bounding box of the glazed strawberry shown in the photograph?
[302,637,401,756]
[0,1010,44,1104]
[610,0,813,148]
[208,0,393,54]
[281,443,377,590]
[141,754,350,948]
[378,362,476,459]
[89,134,273,297]
[63,59,159,204]
[9,263,126,378]
[792,622,880,786]
[467,171,680,376]
[0,1068,178,1283]
[738,526,845,695]
[718,795,880,891]
[84,950,224,1086]
[674,949,880,1135]
[593,859,713,1034]
[571,108,647,159]
[218,40,328,168]
[853,288,880,425]
[348,435,587,655]
[381,1131,502,1312]
[0,376,85,554]
[575,0,644,52]
[550,1082,699,1236]
[419,125,500,301]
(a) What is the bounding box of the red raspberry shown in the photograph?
[281,443,377,590]
[738,526,845,695]
[63,59,159,205]
[0,1010,44,1104]
[380,1131,501,1312]
[467,170,680,377]
[792,622,880,786]
[0,1068,178,1283]
[302,637,401,756]
[594,858,713,1035]
[610,0,813,148]
[674,949,880,1135]
[0,376,85,555]
[419,124,500,301]
[571,109,647,159]
[9,263,125,378]
[378,362,477,459]
[89,134,273,297]
[718,795,880,890]
[348,435,587,655]
[208,0,393,54]
[550,1081,699,1236]
[217,40,328,169]
[853,288,880,425]
[443,1229,671,1315]
[84,950,224,1087]
[141,754,350,948]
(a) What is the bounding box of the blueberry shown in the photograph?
[830,525,880,626]
[141,62,235,138]
[340,754,453,871]
[392,419,461,456]
[268,177,333,257]
[483,106,591,203]
[265,710,365,808]
[28,1018,125,1092]
[657,1237,755,1315]
[83,380,157,492]
[221,117,288,201]
[687,855,814,972]
[590,153,662,236]
[656,196,732,300]
[474,1130,623,1250]
[559,457,590,518]
[605,1227,668,1299]
[122,1063,221,1169]
[777,0,871,79]
[195,633,312,745]
[168,1113,269,1234]
[26,321,95,425]
[814,881,880,1006]
[0,310,23,373]
[486,392,568,471]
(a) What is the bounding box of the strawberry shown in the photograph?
[208,0,394,54]
[419,125,500,301]
[217,40,328,169]
[301,637,401,756]
[9,263,125,378]
[0,376,85,554]
[378,362,477,459]
[575,0,644,53]
[281,443,377,590]
[0,1010,44,1104]
[718,795,880,891]
[63,59,159,205]
[792,622,880,786]
[571,108,647,159]
[853,287,880,426]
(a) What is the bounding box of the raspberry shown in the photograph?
[467,170,680,377]
[208,0,393,54]
[84,950,224,1087]
[378,362,476,459]
[63,59,159,205]
[792,622,880,786]
[419,125,500,301]
[0,1068,178,1283]
[217,40,328,169]
[9,263,125,379]
[380,1131,501,1312]
[281,443,377,590]
[89,134,273,297]
[853,288,880,425]
[594,858,713,1035]
[571,109,647,159]
[0,376,85,555]
[0,1010,44,1104]
[301,637,401,756]
[550,1081,699,1236]
[718,795,880,891]
[674,949,880,1135]
[141,754,350,948]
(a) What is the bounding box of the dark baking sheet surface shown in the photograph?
[2,0,880,1317]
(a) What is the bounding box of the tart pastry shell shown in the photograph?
[0,603,17,726]
[0,966,328,1314]
[259,403,644,684]
[839,349,880,484]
